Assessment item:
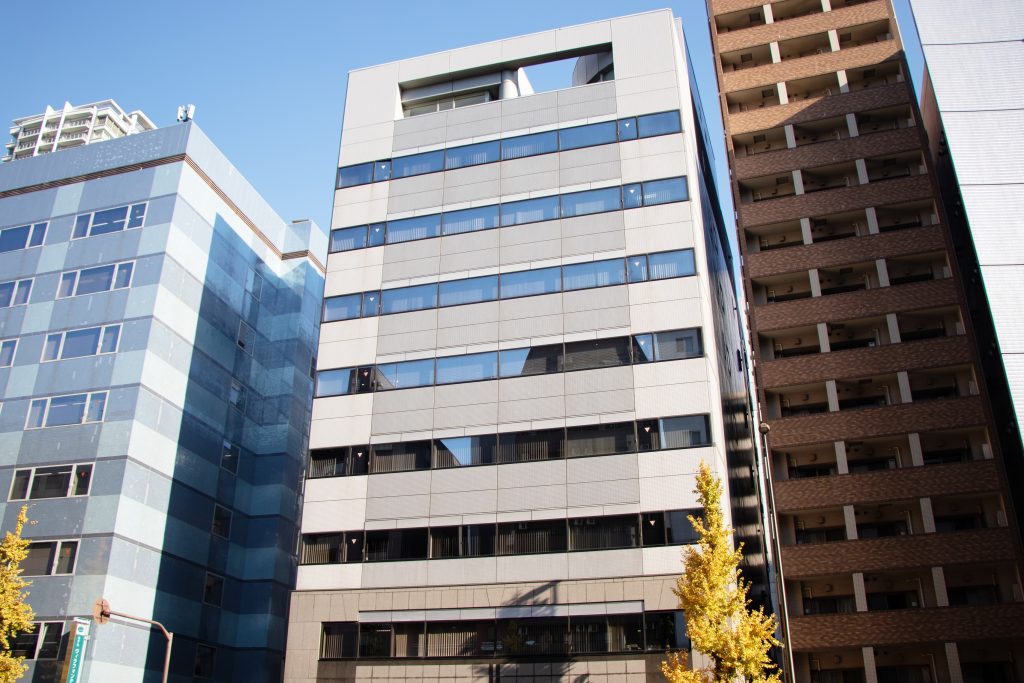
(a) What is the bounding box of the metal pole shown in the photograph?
[103,608,174,683]
[759,423,796,683]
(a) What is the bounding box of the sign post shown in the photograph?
[64,618,90,683]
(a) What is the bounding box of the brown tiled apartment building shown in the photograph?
[706,1,1024,681]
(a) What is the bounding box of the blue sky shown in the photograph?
[2,1,923,243]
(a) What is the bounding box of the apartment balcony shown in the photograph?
[739,172,933,237]
[773,459,1002,513]
[759,334,971,388]
[722,39,900,93]
[789,603,1024,650]
[743,217,804,253]
[780,527,1020,578]
[766,395,986,449]
[715,0,889,54]
[876,198,938,234]
[712,2,768,36]
[733,126,921,182]
[727,80,911,136]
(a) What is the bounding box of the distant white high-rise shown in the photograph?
[3,99,156,162]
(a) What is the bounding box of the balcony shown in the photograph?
[772,0,826,23]
[760,324,820,360]
[856,104,916,135]
[778,32,833,63]
[714,5,766,34]
[792,115,850,148]
[875,199,937,234]
[721,43,773,72]
[732,126,788,159]
[818,260,878,297]
[866,151,927,184]
[726,84,781,114]
[745,218,805,253]
[836,19,893,49]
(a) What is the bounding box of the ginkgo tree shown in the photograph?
[662,461,781,683]
[0,506,35,683]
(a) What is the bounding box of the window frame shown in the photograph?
[23,539,79,576]
[12,622,64,661]
[0,278,32,309]
[0,222,47,253]
[57,261,135,299]
[40,323,122,362]
[9,463,93,501]
[71,202,147,239]
[25,391,108,429]
[0,338,16,367]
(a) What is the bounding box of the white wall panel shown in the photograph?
[302,499,366,533]
[496,553,568,583]
[642,546,687,576]
[568,549,642,580]
[427,557,498,586]
[296,563,362,591]
[360,561,430,588]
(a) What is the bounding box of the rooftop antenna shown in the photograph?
[176,104,195,122]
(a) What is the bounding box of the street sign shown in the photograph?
[65,618,90,683]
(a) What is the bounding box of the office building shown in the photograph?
[286,10,765,682]
[0,120,325,681]
[3,100,156,163]
[707,0,1024,681]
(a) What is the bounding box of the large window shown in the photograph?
[23,540,78,576]
[10,464,92,500]
[329,175,690,253]
[0,279,32,308]
[26,392,107,429]
[0,222,46,253]
[0,338,15,367]
[307,413,711,478]
[316,326,702,398]
[11,622,63,661]
[57,262,134,298]
[41,324,121,361]
[337,111,683,188]
[72,203,146,238]
[321,248,695,322]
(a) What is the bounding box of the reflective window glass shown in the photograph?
[566,422,635,458]
[434,435,497,468]
[114,263,133,289]
[499,345,562,378]
[435,352,497,384]
[316,368,356,397]
[373,160,392,182]
[445,140,500,170]
[28,467,72,499]
[72,215,91,239]
[463,525,496,557]
[626,254,648,282]
[85,393,106,422]
[101,325,120,354]
[558,121,616,151]
[641,512,667,545]
[367,223,386,246]
[127,204,146,229]
[497,519,566,554]
[497,428,564,463]
[45,394,88,427]
[562,259,626,291]
[89,207,128,236]
[501,131,557,160]
[638,111,682,138]
[74,265,115,296]
[642,177,689,205]
[560,186,621,218]
[361,292,380,317]
[563,337,631,372]
[659,415,710,449]
[648,250,695,280]
[386,214,441,243]
[381,283,437,314]
[0,340,14,367]
[376,359,434,390]
[667,510,699,544]
[391,150,444,178]
[499,267,560,298]
[61,328,102,358]
[654,328,702,361]
[330,226,367,253]
[438,275,498,307]
[0,226,29,253]
[622,183,643,209]
[337,163,374,188]
[569,514,639,552]
[371,441,431,473]
[323,294,362,322]
[617,117,638,141]
[631,334,655,363]
[500,195,559,226]
[441,205,499,235]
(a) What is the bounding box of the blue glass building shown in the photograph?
[0,121,324,681]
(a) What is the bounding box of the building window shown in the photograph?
[23,540,78,576]
[72,203,146,238]
[0,338,16,367]
[11,622,63,660]
[57,262,134,298]
[41,324,121,362]
[10,463,93,500]
[246,269,264,301]
[203,573,224,607]
[0,278,32,308]
[236,321,255,353]
[26,392,107,429]
[221,442,239,474]
[212,506,232,539]
[193,644,215,679]
[0,222,46,253]
[228,380,245,411]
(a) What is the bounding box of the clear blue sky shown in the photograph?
[2,0,923,243]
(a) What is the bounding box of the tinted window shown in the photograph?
[499,267,560,298]
[638,111,682,138]
[500,195,559,226]
[559,121,616,151]
[560,187,621,218]
[330,226,367,253]
[564,337,631,371]
[75,265,115,295]
[654,328,702,361]
[667,510,699,544]
[622,183,643,209]
[434,435,498,468]
[438,275,498,307]
[337,163,374,188]
[316,368,357,397]
[441,205,499,235]
[90,206,129,235]
[626,254,648,282]
[386,214,440,243]
[497,519,566,554]
[381,283,437,314]
[361,292,380,317]
[648,250,696,280]
[566,422,635,458]
[445,140,500,170]
[643,177,689,205]
[377,359,434,390]
[373,160,392,182]
[367,223,386,246]
[323,294,362,322]
[435,352,497,384]
[569,514,639,551]
[391,150,444,178]
[502,131,557,160]
[562,259,626,291]
[660,415,710,448]
[46,394,88,426]
[371,441,431,473]
[631,334,655,363]
[617,118,638,141]
[499,345,562,377]
[0,226,29,253]
[497,429,563,463]
[61,328,102,358]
